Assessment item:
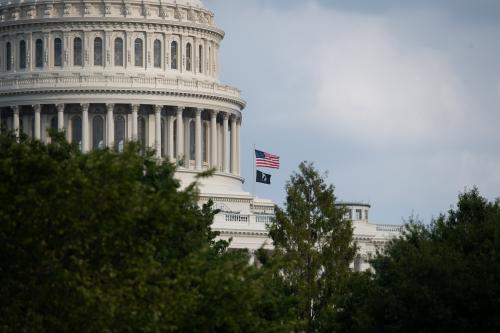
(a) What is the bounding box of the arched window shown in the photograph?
[114,115,125,152]
[202,122,208,163]
[186,43,192,71]
[173,119,177,157]
[50,116,58,130]
[154,39,161,68]
[54,38,62,67]
[161,118,166,157]
[138,116,146,152]
[6,42,11,71]
[74,37,83,66]
[198,45,203,73]
[30,117,35,138]
[134,38,143,67]
[170,41,178,70]
[114,38,124,66]
[189,121,195,161]
[19,40,26,69]
[94,37,103,66]
[71,116,82,151]
[208,46,211,75]
[92,115,104,149]
[35,39,43,68]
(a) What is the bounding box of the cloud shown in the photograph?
[208,0,500,223]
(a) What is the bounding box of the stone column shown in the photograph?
[176,106,184,162]
[222,113,229,173]
[33,104,41,140]
[56,104,65,130]
[167,114,174,159]
[236,118,241,175]
[230,115,237,174]
[131,104,139,140]
[210,110,217,168]
[195,108,202,170]
[81,103,89,152]
[106,103,114,148]
[155,105,162,158]
[12,105,20,137]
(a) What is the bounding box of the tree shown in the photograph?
[265,161,356,332]
[0,131,270,332]
[338,189,500,333]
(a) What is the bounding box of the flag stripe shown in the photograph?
[255,149,280,169]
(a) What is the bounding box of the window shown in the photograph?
[202,123,208,163]
[161,118,166,157]
[170,41,178,70]
[54,38,62,67]
[92,116,104,149]
[134,38,143,67]
[114,38,124,66]
[74,37,83,66]
[19,40,26,69]
[189,121,195,160]
[154,39,161,68]
[6,42,11,70]
[114,115,125,152]
[30,117,35,138]
[94,37,103,66]
[138,116,146,152]
[186,43,192,71]
[208,46,211,74]
[364,210,369,220]
[50,116,58,130]
[71,116,82,151]
[198,45,203,73]
[173,119,177,157]
[35,39,43,68]
[355,209,362,220]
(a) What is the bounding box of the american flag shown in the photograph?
[255,149,280,169]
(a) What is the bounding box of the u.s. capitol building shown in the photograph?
[0,0,401,268]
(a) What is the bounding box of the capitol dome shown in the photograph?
[0,0,275,250]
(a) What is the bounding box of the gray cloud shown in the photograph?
[205,0,500,224]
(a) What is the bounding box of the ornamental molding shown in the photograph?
[0,87,245,111]
[0,20,223,42]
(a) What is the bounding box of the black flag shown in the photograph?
[256,170,271,184]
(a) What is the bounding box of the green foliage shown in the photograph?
[0,132,268,333]
[338,189,500,333]
[265,161,356,332]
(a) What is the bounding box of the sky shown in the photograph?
[204,0,500,225]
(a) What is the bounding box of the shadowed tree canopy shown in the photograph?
[0,131,272,333]
[337,188,500,333]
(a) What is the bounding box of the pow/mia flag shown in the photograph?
[256,170,271,185]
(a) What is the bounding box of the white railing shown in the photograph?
[0,74,242,99]
[375,224,404,233]
[222,213,274,224]
[255,215,274,223]
[225,214,250,223]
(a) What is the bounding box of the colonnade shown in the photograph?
[0,103,241,175]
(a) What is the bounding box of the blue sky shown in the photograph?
[204,0,500,224]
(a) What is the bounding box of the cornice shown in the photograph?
[0,19,224,40]
[0,88,246,110]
